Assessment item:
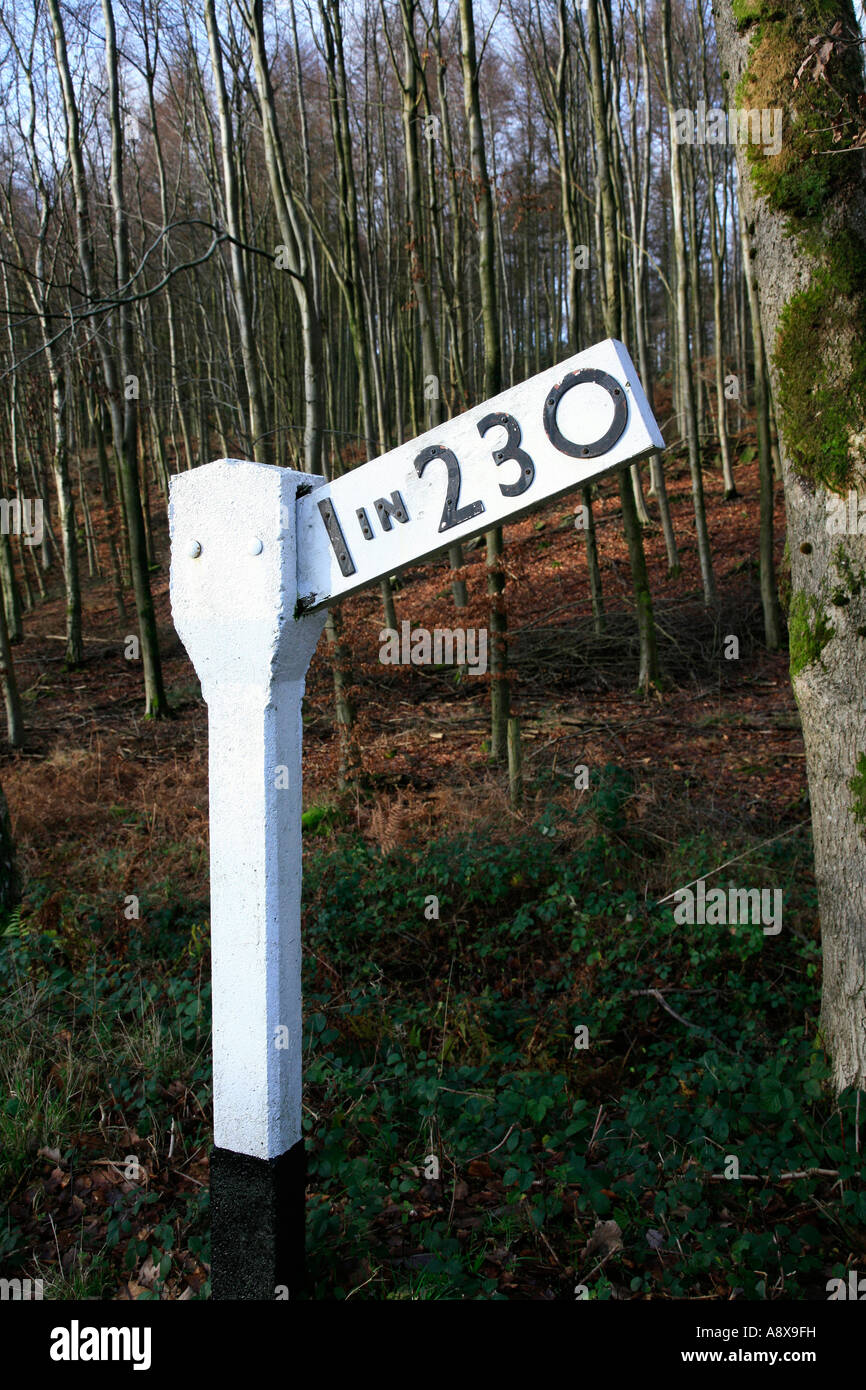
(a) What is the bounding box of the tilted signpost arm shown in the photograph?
[294,337,662,611]
[169,338,663,1299]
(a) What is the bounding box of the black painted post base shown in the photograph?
[210,1141,306,1299]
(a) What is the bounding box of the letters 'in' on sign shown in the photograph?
[296,337,663,612]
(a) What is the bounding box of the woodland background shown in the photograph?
[0,0,864,1300]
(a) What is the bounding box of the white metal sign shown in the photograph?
[297,337,663,611]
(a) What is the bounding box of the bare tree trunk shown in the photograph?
[142,4,196,476]
[582,485,606,635]
[0,532,23,635]
[76,451,99,579]
[522,0,611,614]
[88,388,126,622]
[102,0,168,715]
[242,0,324,476]
[697,0,736,502]
[1,271,24,640]
[243,0,361,785]
[587,0,659,689]
[458,0,510,760]
[738,200,781,651]
[47,0,166,713]
[396,0,469,607]
[205,0,271,462]
[319,0,398,629]
[0,776,19,918]
[0,570,22,749]
[2,60,82,665]
[662,0,715,608]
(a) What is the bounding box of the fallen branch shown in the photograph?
[631,988,735,1054]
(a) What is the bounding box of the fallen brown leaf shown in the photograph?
[582,1218,623,1263]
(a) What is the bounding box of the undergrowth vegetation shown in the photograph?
[2,766,861,1300]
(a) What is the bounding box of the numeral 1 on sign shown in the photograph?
[316,497,355,577]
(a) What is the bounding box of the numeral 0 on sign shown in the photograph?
[316,367,628,577]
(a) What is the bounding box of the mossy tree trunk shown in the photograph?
[715,0,866,1092]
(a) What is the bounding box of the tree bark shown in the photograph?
[47,0,167,714]
[0,569,22,749]
[458,0,510,761]
[587,0,659,689]
[242,0,324,477]
[715,0,866,1091]
[662,0,716,607]
[0,776,19,919]
[738,199,781,651]
[205,0,271,462]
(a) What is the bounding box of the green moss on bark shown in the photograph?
[734,4,866,493]
[736,3,862,218]
[833,542,866,598]
[847,752,866,825]
[732,1,800,26]
[774,234,866,493]
[788,589,835,676]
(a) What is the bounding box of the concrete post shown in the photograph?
[169,459,326,1299]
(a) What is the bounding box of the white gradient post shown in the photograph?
[168,338,664,1300]
[170,460,326,1299]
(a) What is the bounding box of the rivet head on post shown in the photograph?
[248,537,264,556]
[187,540,202,558]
